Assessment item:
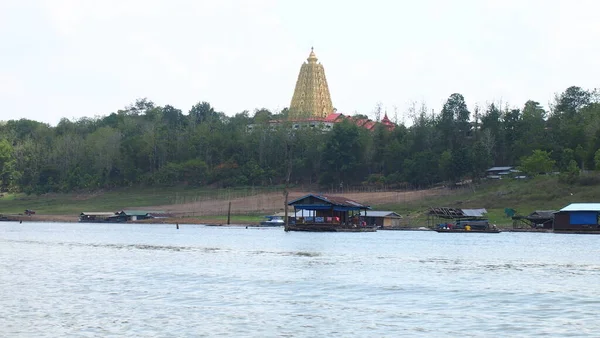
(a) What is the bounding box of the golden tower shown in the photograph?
[289,48,334,119]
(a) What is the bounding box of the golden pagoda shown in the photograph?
[289,48,334,119]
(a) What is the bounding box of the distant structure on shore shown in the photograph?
[288,47,334,120]
[248,48,395,132]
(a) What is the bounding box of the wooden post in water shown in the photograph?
[227,201,231,225]
[284,189,289,230]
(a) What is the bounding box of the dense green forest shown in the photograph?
[1,86,599,195]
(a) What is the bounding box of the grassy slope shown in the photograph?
[374,175,600,227]
[0,186,278,216]
[2,176,600,227]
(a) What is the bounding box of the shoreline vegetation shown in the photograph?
[2,175,600,228]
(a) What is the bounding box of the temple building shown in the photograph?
[288,47,334,119]
[248,48,395,132]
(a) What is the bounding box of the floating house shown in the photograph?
[286,194,374,232]
[427,207,489,229]
[79,210,171,223]
[79,212,120,223]
[512,210,556,229]
[362,211,402,228]
[553,203,600,233]
[116,210,169,221]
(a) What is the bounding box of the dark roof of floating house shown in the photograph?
[428,207,487,218]
[117,210,166,216]
[557,203,600,212]
[527,210,556,219]
[288,194,371,211]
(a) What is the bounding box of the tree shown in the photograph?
[559,160,580,184]
[189,101,218,125]
[0,139,15,191]
[253,108,273,124]
[559,148,575,172]
[519,150,555,176]
[438,150,452,182]
[352,114,369,120]
[438,93,470,150]
[162,105,185,128]
[516,100,547,156]
[450,146,470,182]
[554,86,591,117]
[480,104,503,164]
[502,108,522,164]
[320,120,365,185]
[575,144,586,171]
[594,149,600,170]
[125,98,155,116]
[470,140,493,179]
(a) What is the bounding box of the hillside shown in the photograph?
[2,175,600,226]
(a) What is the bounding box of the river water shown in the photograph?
[0,222,599,337]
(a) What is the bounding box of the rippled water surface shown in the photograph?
[1,222,599,337]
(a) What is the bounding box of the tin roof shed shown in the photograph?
[558,203,600,212]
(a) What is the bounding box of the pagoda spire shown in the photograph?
[289,48,334,119]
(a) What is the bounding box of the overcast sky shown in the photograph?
[1,0,598,125]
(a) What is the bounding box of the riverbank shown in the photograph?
[1,214,78,223]
[3,176,600,228]
[0,214,258,226]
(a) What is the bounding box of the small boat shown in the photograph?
[259,215,285,227]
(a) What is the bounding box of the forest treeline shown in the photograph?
[1,86,600,195]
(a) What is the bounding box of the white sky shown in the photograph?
[1,0,599,125]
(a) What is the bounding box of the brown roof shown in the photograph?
[324,113,344,122]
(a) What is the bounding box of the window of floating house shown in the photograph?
[569,211,598,225]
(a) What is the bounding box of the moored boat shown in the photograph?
[259,215,285,227]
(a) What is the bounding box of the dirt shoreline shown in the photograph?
[1,189,449,226]
[2,214,79,223]
[0,214,254,226]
